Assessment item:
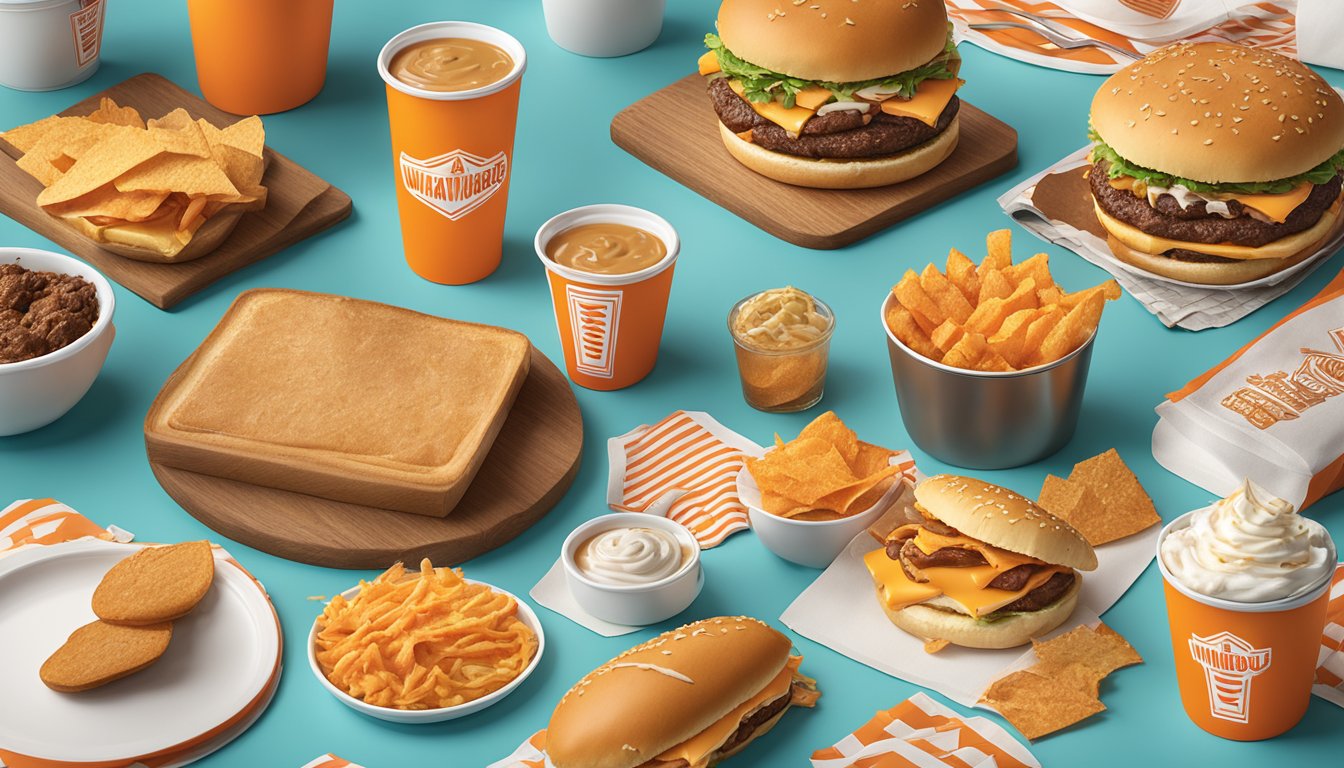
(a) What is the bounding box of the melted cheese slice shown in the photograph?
[727,80,816,135]
[912,528,1045,588]
[864,540,1068,618]
[879,77,963,127]
[698,51,721,76]
[1107,174,1314,224]
[654,656,802,768]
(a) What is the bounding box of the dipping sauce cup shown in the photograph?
[378,22,527,285]
[729,288,834,413]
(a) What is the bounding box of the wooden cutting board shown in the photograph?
[0,73,352,310]
[611,74,1018,249]
[146,346,583,569]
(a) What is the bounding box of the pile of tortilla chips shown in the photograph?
[2,98,267,260]
[745,411,906,521]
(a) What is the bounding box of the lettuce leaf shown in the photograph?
[1090,131,1344,195]
[704,28,959,109]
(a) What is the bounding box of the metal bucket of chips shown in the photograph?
[880,292,1095,469]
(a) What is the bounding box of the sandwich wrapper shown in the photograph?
[1153,267,1344,509]
[531,410,764,636]
[1314,564,1344,708]
[947,1,1296,75]
[999,143,1344,330]
[780,502,1160,709]
[300,757,365,768]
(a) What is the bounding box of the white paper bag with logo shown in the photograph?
[1154,267,1344,511]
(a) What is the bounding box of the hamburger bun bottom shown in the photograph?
[880,576,1081,649]
[717,117,958,190]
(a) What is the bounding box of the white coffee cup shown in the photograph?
[541,0,665,58]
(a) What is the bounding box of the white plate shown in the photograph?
[308,577,545,723]
[0,540,281,764]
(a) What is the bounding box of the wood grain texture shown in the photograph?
[610,74,1019,249]
[0,73,352,309]
[146,347,583,569]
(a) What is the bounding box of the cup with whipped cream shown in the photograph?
[1157,479,1336,741]
[562,512,703,626]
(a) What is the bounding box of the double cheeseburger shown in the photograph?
[546,617,819,768]
[698,0,963,189]
[1089,42,1344,285]
[866,475,1097,649]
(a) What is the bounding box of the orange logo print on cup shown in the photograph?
[1188,631,1271,724]
[399,150,508,221]
[566,287,623,380]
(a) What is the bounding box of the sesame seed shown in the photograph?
[1203,138,1213,145]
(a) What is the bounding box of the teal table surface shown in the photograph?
[2,1,1341,765]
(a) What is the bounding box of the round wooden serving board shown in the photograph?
[147,347,582,569]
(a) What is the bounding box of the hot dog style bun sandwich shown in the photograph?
[547,616,819,768]
[865,475,1097,649]
[698,0,963,189]
[1089,42,1344,285]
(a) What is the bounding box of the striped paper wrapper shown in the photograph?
[1313,564,1344,707]
[300,757,365,768]
[486,731,551,768]
[0,498,131,555]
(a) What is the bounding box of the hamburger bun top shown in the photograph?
[716,0,950,83]
[1090,41,1344,184]
[914,475,1098,571]
[547,616,792,768]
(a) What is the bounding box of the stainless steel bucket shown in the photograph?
[880,292,1096,469]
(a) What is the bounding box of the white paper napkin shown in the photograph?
[1296,0,1344,71]
[529,557,644,637]
[780,524,1160,708]
[999,145,1344,330]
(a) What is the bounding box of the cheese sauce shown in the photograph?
[546,223,667,275]
[389,38,513,92]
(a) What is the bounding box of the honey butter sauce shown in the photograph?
[389,38,514,92]
[546,223,667,276]
[574,527,689,586]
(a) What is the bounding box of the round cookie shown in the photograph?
[40,620,173,692]
[92,541,215,625]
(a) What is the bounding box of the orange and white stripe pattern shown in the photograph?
[607,410,763,548]
[485,731,549,768]
[0,498,128,554]
[300,756,365,768]
[947,1,1295,74]
[1313,564,1344,707]
[810,692,1040,768]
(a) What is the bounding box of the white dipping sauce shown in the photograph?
[574,527,687,585]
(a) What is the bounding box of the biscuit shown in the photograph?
[92,541,215,625]
[40,620,173,692]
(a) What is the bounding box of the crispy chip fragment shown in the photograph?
[1032,623,1143,679]
[886,305,940,361]
[984,229,1013,270]
[1044,449,1160,545]
[981,669,1106,740]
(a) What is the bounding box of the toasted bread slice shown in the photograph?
[93,541,215,625]
[144,289,531,517]
[41,621,173,693]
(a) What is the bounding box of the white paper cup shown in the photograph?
[562,512,702,625]
[541,0,665,57]
[0,0,105,91]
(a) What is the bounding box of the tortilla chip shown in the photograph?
[1062,449,1160,544]
[1032,623,1144,679]
[980,669,1106,740]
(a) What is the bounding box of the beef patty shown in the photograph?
[707,76,958,159]
[638,691,792,768]
[1089,159,1341,248]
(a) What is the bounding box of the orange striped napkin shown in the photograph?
[947,0,1295,74]
[301,757,366,768]
[810,692,1039,768]
[1313,564,1344,708]
[486,731,549,768]
[607,410,764,549]
[0,498,131,554]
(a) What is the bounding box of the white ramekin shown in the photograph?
[0,0,105,91]
[738,455,913,569]
[308,577,545,724]
[0,248,115,436]
[561,512,703,626]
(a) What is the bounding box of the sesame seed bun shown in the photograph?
[880,576,1082,649]
[1090,42,1344,184]
[716,0,950,82]
[914,475,1097,571]
[547,617,793,768]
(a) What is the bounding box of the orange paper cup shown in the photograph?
[1157,513,1337,740]
[534,205,679,390]
[188,0,333,115]
[378,22,526,285]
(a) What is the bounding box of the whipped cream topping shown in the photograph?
[574,527,686,586]
[1161,479,1333,602]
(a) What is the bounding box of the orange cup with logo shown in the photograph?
[1157,513,1336,740]
[534,205,679,390]
[187,0,333,115]
[377,22,526,285]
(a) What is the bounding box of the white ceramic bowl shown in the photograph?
[0,248,115,436]
[542,0,664,58]
[561,512,702,626]
[738,457,913,569]
[307,577,545,724]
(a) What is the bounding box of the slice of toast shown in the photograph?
[144,289,531,517]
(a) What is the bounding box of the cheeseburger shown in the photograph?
[546,617,819,768]
[866,475,1097,649]
[698,0,963,189]
[1089,42,1344,285]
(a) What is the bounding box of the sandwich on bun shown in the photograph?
[865,475,1097,649]
[1088,41,1344,285]
[698,0,963,189]
[546,616,819,768]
